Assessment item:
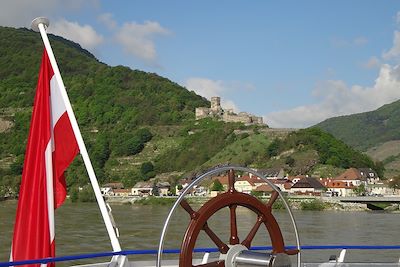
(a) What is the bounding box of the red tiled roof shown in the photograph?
[254,184,273,192]
[334,168,362,181]
[236,177,256,186]
[322,180,355,189]
[284,183,292,189]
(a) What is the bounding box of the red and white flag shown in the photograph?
[11,49,79,266]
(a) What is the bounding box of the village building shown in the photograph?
[319,178,355,197]
[101,182,124,196]
[358,168,380,184]
[234,177,256,194]
[101,186,113,196]
[269,178,293,192]
[156,182,171,196]
[211,173,292,195]
[333,168,364,187]
[131,181,153,197]
[176,178,202,196]
[290,177,325,196]
[112,189,131,197]
[334,168,380,186]
[288,175,306,185]
[368,181,394,196]
[253,184,274,196]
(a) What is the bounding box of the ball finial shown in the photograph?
[31,17,50,32]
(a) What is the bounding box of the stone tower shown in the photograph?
[210,96,221,113]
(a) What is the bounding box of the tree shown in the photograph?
[141,161,155,180]
[267,139,281,158]
[353,183,366,196]
[211,180,224,191]
[79,185,96,202]
[69,187,79,202]
[122,169,141,188]
[285,156,295,167]
[152,182,160,196]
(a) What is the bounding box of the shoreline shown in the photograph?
[3,196,399,212]
[103,195,398,212]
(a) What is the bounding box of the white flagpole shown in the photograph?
[31,17,122,253]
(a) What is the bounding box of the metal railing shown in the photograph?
[2,245,400,267]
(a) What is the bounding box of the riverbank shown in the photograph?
[4,195,398,211]
[104,195,375,211]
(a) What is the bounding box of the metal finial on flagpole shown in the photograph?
[31,17,49,32]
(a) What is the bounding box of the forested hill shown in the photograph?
[315,100,400,150]
[0,26,383,199]
[0,26,207,192]
[315,99,400,177]
[0,25,208,156]
[0,26,207,122]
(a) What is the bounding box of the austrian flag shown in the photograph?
[11,49,79,266]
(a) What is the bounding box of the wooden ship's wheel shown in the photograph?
[157,166,301,267]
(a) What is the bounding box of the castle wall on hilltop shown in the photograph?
[195,97,266,126]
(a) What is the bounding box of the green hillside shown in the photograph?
[0,26,383,198]
[0,26,208,194]
[315,100,400,150]
[315,100,400,177]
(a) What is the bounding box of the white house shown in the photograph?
[132,181,153,197]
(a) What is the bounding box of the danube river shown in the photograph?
[1,200,400,265]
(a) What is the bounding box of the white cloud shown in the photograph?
[48,19,104,50]
[184,78,240,111]
[115,21,170,64]
[265,64,400,128]
[97,13,117,30]
[383,31,400,60]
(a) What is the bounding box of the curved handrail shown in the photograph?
[2,245,400,267]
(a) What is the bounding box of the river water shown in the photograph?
[1,200,400,265]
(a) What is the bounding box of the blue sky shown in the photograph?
[2,0,400,128]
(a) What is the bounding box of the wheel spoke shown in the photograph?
[203,223,229,253]
[241,215,264,248]
[285,249,300,255]
[228,169,235,193]
[194,260,225,267]
[266,191,279,209]
[181,199,199,219]
[229,204,239,245]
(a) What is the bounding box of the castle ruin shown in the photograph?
[195,97,265,126]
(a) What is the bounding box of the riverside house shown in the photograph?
[319,179,355,197]
[132,181,153,197]
[333,168,365,187]
[100,182,124,196]
[290,177,325,196]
